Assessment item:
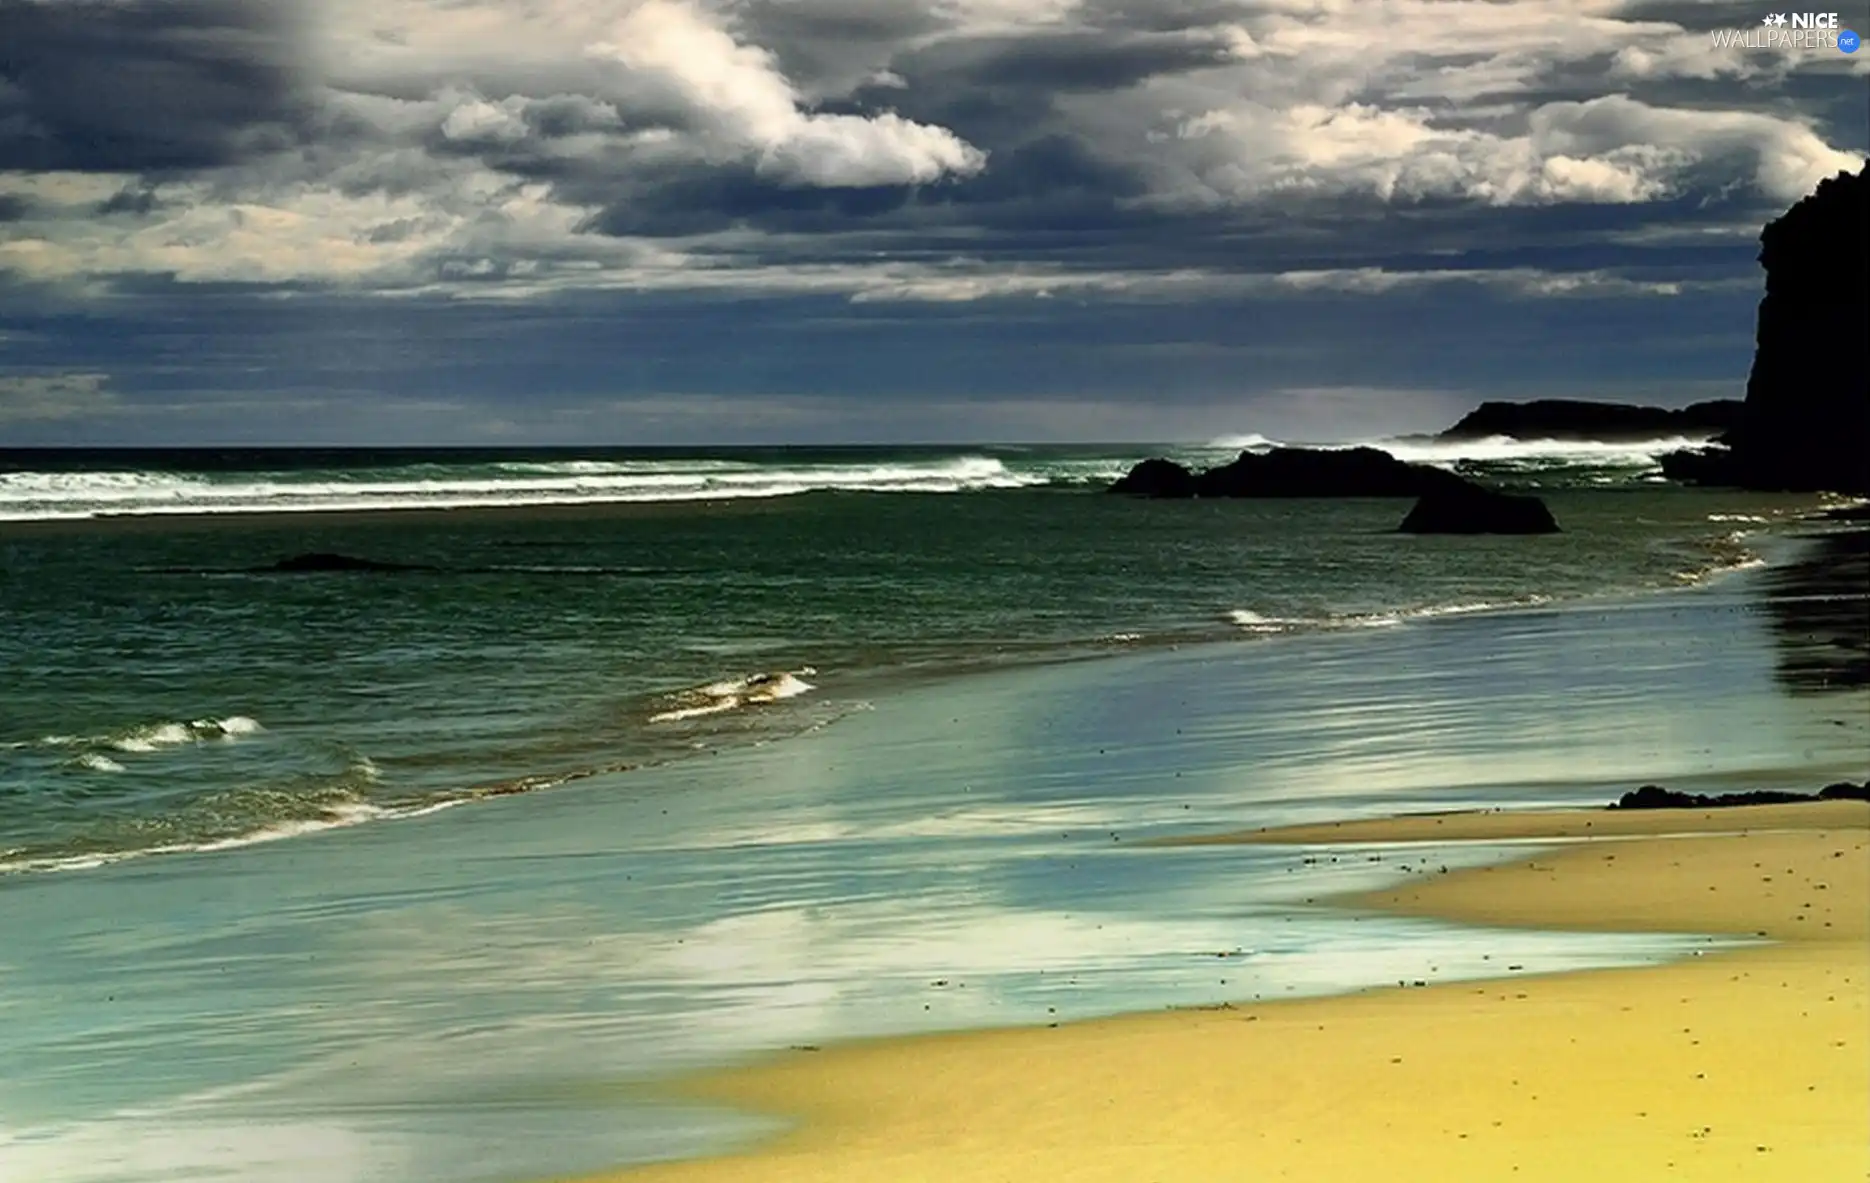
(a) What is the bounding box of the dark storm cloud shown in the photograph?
[0,0,310,172]
[729,0,944,91]
[0,0,1865,443]
[892,29,1238,94]
[95,184,166,216]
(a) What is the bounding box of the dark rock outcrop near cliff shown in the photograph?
[1108,457,1201,498]
[1438,399,1742,442]
[1109,447,1561,532]
[1398,484,1560,535]
[1662,164,1869,493]
[1110,447,1470,499]
[1194,447,1471,498]
[1610,781,1869,810]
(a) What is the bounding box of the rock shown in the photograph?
[1191,447,1466,498]
[1109,457,1200,498]
[1438,399,1742,443]
[1397,483,1559,535]
[262,552,427,573]
[1662,164,1869,493]
[1610,783,1859,809]
[1656,447,1736,485]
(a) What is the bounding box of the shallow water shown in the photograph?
[0,472,1821,870]
[1,560,1862,1182]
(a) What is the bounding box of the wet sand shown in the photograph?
[577,801,1870,1183]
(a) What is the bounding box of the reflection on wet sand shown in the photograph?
[1761,528,1869,693]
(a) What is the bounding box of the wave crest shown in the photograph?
[649,669,818,724]
[0,457,1046,521]
[1229,599,1553,634]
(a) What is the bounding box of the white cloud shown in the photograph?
[3,0,1863,297]
[1141,94,1860,207]
[592,0,985,186]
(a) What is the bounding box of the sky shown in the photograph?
[1,0,1866,445]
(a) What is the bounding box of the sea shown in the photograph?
[1,436,1865,1182]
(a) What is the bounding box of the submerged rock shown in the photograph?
[1397,484,1559,535]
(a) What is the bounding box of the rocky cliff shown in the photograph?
[1663,164,1869,493]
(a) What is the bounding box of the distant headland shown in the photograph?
[1110,161,1869,507]
[1435,398,1741,443]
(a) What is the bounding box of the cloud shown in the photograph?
[0,371,119,422]
[0,0,1862,306]
[0,0,310,172]
[592,0,985,187]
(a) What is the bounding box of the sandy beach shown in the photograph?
[580,800,1869,1183]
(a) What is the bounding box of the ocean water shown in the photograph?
[0,439,1823,872]
[1,440,1866,1182]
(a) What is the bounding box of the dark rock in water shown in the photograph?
[1661,164,1869,493]
[1109,457,1200,498]
[1192,447,1466,498]
[1397,483,1559,535]
[1438,399,1742,443]
[1656,447,1735,485]
[263,552,427,573]
[1110,447,1467,499]
[1112,449,1559,537]
[1610,782,1866,810]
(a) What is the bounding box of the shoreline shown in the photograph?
[0,560,1808,882]
[2,504,1824,881]
[571,800,1870,1182]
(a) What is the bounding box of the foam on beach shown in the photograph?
[0,790,462,877]
[649,669,819,724]
[1228,598,1554,634]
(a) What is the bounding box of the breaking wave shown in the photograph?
[0,457,1064,521]
[9,716,266,755]
[1203,432,1713,475]
[1228,598,1554,634]
[0,793,462,877]
[649,669,818,724]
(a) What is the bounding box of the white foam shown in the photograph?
[1205,432,1281,451]
[73,753,126,773]
[649,668,818,724]
[110,723,194,752]
[1376,434,1712,467]
[1230,598,1553,634]
[0,457,1050,521]
[1203,431,1713,469]
[0,795,464,877]
[105,716,263,753]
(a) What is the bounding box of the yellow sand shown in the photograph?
[574,802,1870,1183]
